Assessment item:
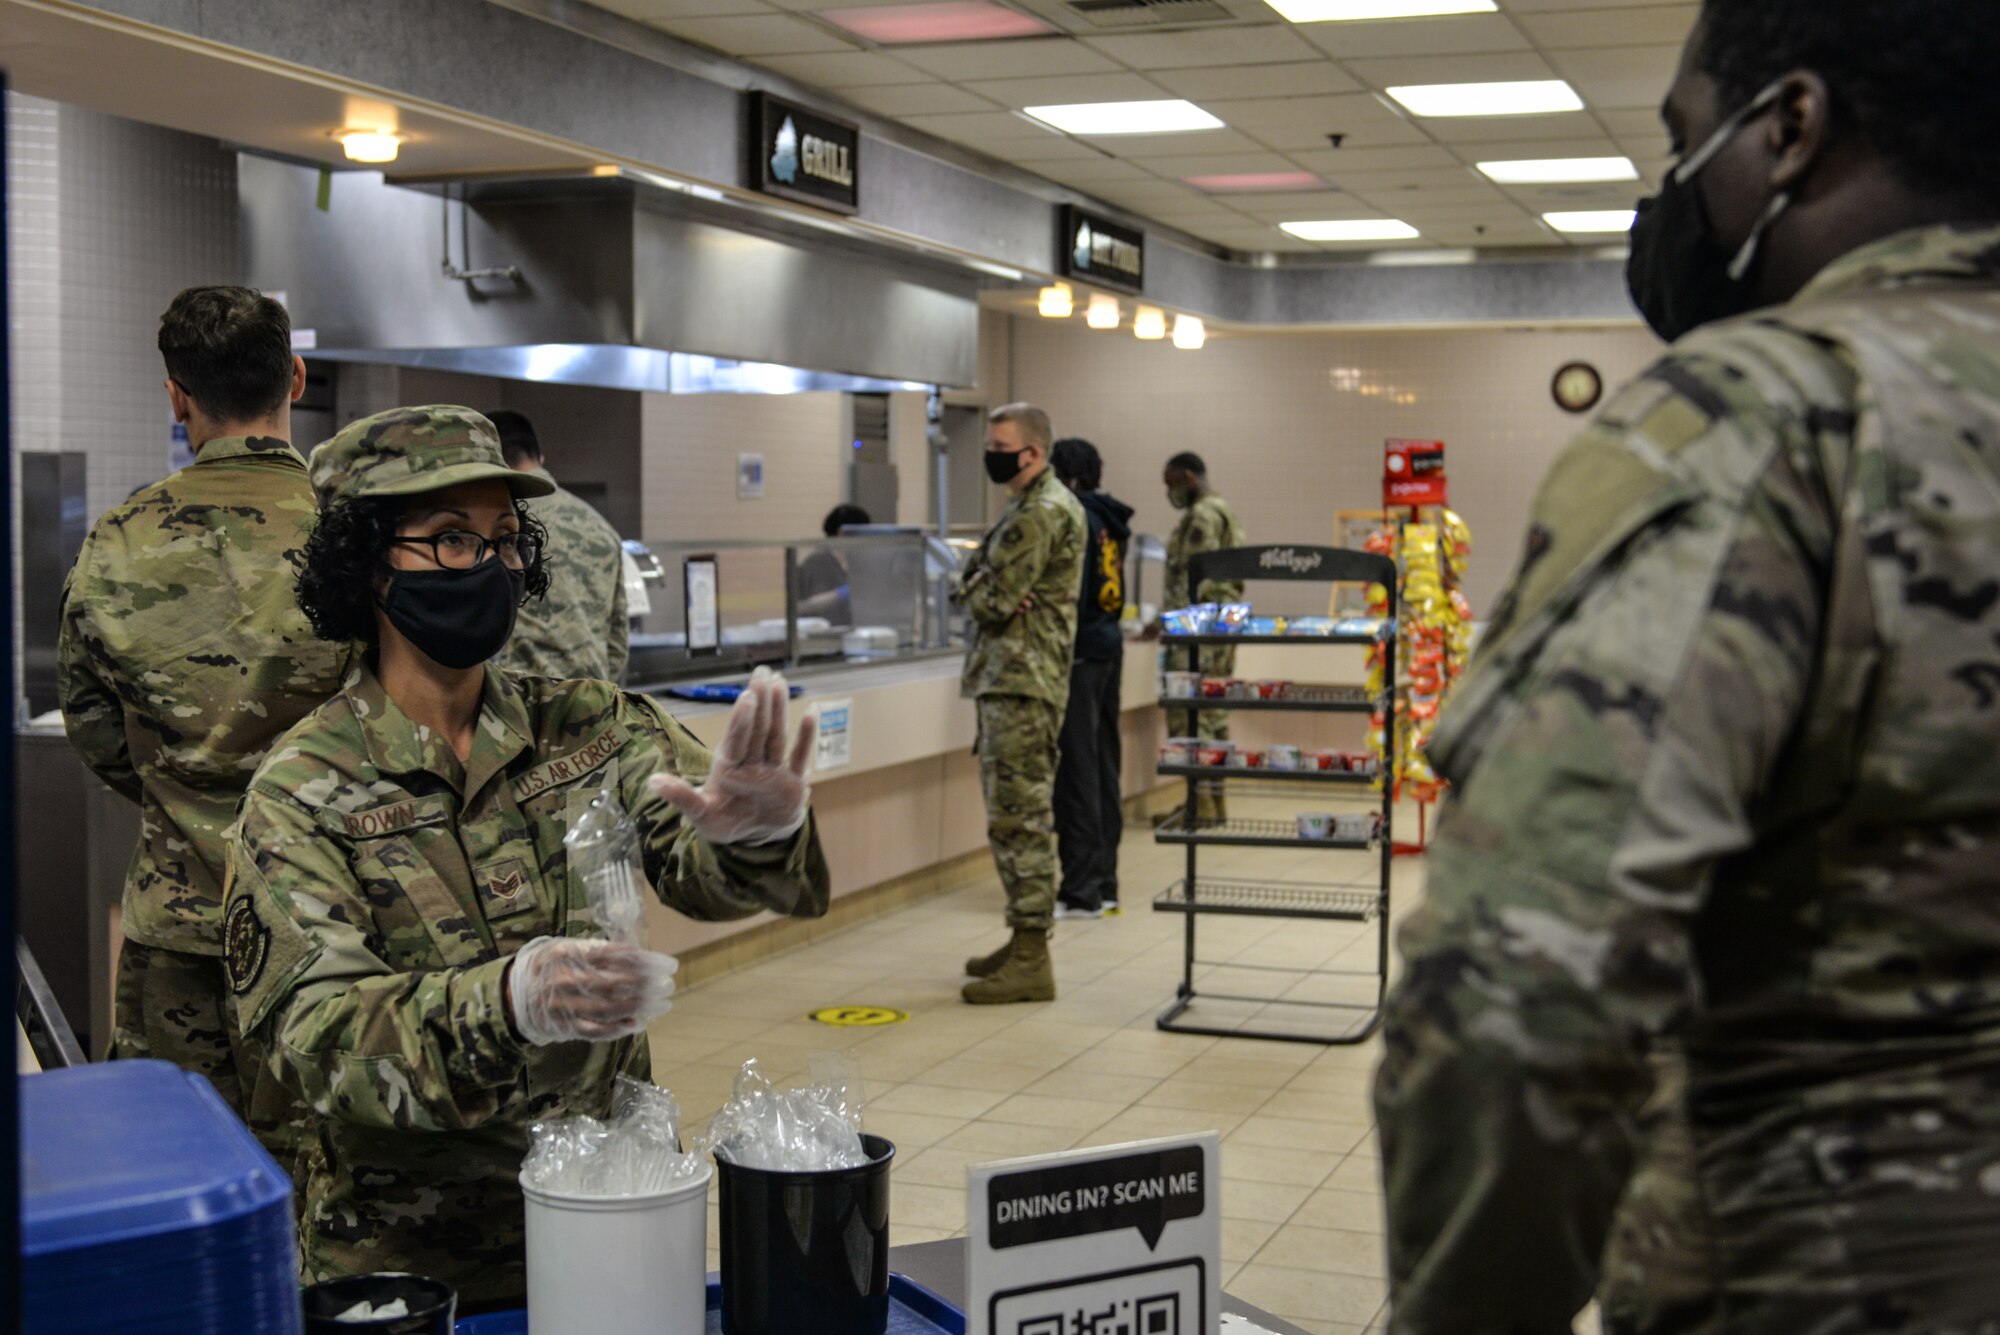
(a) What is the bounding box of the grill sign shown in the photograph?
[1061,206,1146,293]
[751,93,860,215]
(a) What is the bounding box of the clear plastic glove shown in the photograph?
[649,666,818,846]
[507,935,678,1046]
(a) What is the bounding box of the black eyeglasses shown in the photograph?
[389,530,542,572]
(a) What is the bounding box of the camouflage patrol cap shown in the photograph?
[308,405,556,508]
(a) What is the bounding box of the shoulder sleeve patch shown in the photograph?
[224,896,271,996]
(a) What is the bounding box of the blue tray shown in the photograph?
[456,1274,964,1334]
[665,683,806,703]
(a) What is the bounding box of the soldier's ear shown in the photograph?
[288,355,308,405]
[166,378,191,426]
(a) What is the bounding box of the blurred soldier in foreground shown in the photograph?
[1375,3,2000,1330]
[956,403,1085,1003]
[58,286,349,1152]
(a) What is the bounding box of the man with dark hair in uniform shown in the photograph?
[58,285,350,1149]
[1375,2,2000,1330]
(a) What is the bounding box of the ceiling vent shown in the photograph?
[1064,0,1235,28]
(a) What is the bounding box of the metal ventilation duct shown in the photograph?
[240,157,980,392]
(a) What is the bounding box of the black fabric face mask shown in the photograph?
[985,448,1027,484]
[380,558,524,670]
[1627,82,1792,343]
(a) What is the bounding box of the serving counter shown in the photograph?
[639,646,1168,976]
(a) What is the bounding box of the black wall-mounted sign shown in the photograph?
[1059,206,1145,293]
[749,92,860,215]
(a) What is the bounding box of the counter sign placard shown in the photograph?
[1060,206,1146,294]
[969,1134,1220,1335]
[750,92,860,215]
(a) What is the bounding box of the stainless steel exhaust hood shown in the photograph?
[240,156,980,392]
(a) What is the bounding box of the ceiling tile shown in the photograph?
[601,0,775,17]
[1499,0,1684,10]
[1419,110,1600,142]
[655,13,855,54]
[753,50,934,85]
[899,108,1071,145]
[992,137,1125,161]
[889,37,1121,80]
[1546,44,1682,109]
[1424,219,1555,245]
[959,71,1170,107]
[1500,182,1642,210]
[1513,4,1697,48]
[1097,178,1213,201]
[1026,156,1161,186]
[1081,24,1320,71]
[838,81,998,114]
[1446,135,1621,163]
[1324,166,1483,191]
[1340,50,1556,90]
[1089,127,1271,158]
[1301,13,1530,60]
[1119,149,1302,177]
[1209,187,1350,212]
[1200,92,1418,150]
[1228,196,1385,222]
[1283,144,1461,173]
[1150,62,1361,100]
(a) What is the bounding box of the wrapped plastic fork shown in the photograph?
[566,779,646,946]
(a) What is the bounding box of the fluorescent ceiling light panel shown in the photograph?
[1478,156,1638,184]
[819,1,1054,44]
[1280,219,1421,242]
[1183,171,1325,193]
[1263,0,1494,22]
[1543,209,1637,233]
[1386,80,1583,118]
[1023,101,1224,135]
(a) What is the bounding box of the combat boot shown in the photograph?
[962,929,1055,1004]
[965,932,1019,978]
[1195,785,1228,825]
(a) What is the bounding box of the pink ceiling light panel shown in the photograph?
[1184,171,1326,193]
[821,2,1055,43]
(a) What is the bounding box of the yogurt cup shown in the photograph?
[1264,744,1301,771]
[1164,671,1201,699]
[1195,743,1234,767]
[1296,812,1333,840]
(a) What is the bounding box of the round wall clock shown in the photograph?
[1553,361,1604,414]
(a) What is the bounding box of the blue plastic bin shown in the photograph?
[21,1060,303,1334]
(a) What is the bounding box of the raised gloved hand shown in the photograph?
[506,935,678,1046]
[649,667,818,846]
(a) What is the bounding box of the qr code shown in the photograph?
[993,1260,1201,1335]
[1015,1292,1179,1335]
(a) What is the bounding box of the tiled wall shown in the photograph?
[1005,315,1666,614]
[6,93,240,715]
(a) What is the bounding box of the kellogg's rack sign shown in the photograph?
[1384,439,1446,508]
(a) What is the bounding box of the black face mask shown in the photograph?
[1627,82,1792,343]
[984,448,1028,485]
[380,558,524,670]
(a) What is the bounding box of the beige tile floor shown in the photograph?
[652,794,1600,1335]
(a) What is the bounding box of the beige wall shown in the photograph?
[1004,316,1665,614]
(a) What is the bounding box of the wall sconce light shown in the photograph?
[1086,293,1121,329]
[1037,283,1073,318]
[1133,306,1166,340]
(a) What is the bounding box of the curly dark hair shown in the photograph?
[295,495,552,645]
[1695,0,2000,207]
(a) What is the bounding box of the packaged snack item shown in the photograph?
[1163,671,1201,699]
[1264,744,1301,771]
[1160,738,1198,765]
[1255,680,1291,700]
[1296,813,1333,840]
[1232,748,1264,769]
[1195,742,1234,767]
[1200,677,1231,698]
[1215,603,1253,633]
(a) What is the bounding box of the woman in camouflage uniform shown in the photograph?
[223,405,829,1308]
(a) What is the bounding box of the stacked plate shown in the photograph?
[22,1060,302,1333]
